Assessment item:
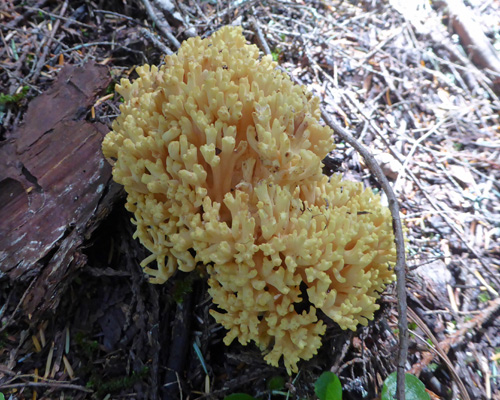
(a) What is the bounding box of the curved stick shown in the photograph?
[320,111,408,400]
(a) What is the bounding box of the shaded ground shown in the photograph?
[1,0,499,399]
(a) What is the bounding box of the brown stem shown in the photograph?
[320,111,408,400]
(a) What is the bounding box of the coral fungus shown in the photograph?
[102,26,396,374]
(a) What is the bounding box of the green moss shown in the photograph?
[271,48,282,62]
[170,271,203,304]
[0,86,29,105]
[478,292,491,303]
[0,330,7,349]
[74,331,100,357]
[87,367,149,397]
[106,81,117,95]
[453,142,464,151]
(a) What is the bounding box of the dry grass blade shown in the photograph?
[407,308,471,400]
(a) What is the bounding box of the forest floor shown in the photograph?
[1,0,499,399]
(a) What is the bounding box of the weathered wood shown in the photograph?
[0,61,117,319]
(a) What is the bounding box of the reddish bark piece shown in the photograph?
[0,61,115,316]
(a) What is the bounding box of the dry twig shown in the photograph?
[0,381,93,393]
[320,111,408,400]
[31,0,68,82]
[140,27,173,55]
[141,0,180,49]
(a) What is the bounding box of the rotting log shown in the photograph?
[0,61,121,320]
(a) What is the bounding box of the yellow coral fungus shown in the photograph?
[102,25,396,374]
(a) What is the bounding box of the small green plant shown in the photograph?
[315,371,342,400]
[223,372,341,400]
[171,273,197,303]
[271,48,282,62]
[478,292,490,303]
[0,391,5,400]
[408,321,417,339]
[381,372,430,400]
[453,142,464,151]
[106,81,117,95]
[223,370,429,400]
[267,376,285,392]
[74,331,100,359]
[428,363,438,372]
[0,86,29,105]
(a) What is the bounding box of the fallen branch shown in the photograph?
[140,27,173,55]
[444,0,500,74]
[141,0,180,50]
[0,380,93,393]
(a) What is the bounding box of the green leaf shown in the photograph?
[478,292,490,303]
[315,371,342,400]
[381,372,430,400]
[224,394,258,400]
[267,376,285,391]
[0,392,5,400]
[428,363,438,372]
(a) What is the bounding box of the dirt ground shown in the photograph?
[1,0,499,399]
